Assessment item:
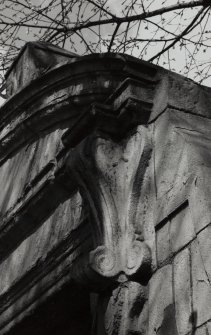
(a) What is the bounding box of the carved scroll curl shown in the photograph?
[67,128,152,288]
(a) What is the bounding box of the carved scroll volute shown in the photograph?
[67,127,152,287]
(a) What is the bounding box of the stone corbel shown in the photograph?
[63,78,155,289]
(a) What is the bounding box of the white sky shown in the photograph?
[107,0,211,87]
[0,0,210,106]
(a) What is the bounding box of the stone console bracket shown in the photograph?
[62,77,155,290]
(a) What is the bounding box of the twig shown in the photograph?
[108,22,120,52]
[148,6,207,62]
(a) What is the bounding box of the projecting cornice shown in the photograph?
[0,53,158,166]
[1,51,211,168]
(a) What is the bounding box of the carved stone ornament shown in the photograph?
[67,130,152,288]
[65,78,154,289]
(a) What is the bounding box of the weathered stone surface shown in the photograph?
[153,111,191,200]
[148,265,173,335]
[5,42,77,98]
[0,193,83,295]
[173,247,192,335]
[156,304,179,335]
[0,129,64,217]
[167,73,211,118]
[206,321,211,335]
[196,224,211,284]
[155,186,191,229]
[67,126,153,286]
[170,205,195,253]
[149,72,211,122]
[191,240,211,327]
[156,221,171,266]
[102,281,148,335]
[137,149,157,271]
[189,167,211,234]
[194,325,208,335]
[1,46,211,335]
[0,201,92,334]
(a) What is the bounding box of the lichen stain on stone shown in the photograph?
[157,304,179,335]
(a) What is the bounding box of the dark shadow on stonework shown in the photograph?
[5,281,92,335]
[189,311,197,335]
[157,304,179,335]
[129,294,146,319]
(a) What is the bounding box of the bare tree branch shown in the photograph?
[149,6,208,61]
[0,0,211,90]
[108,22,121,52]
